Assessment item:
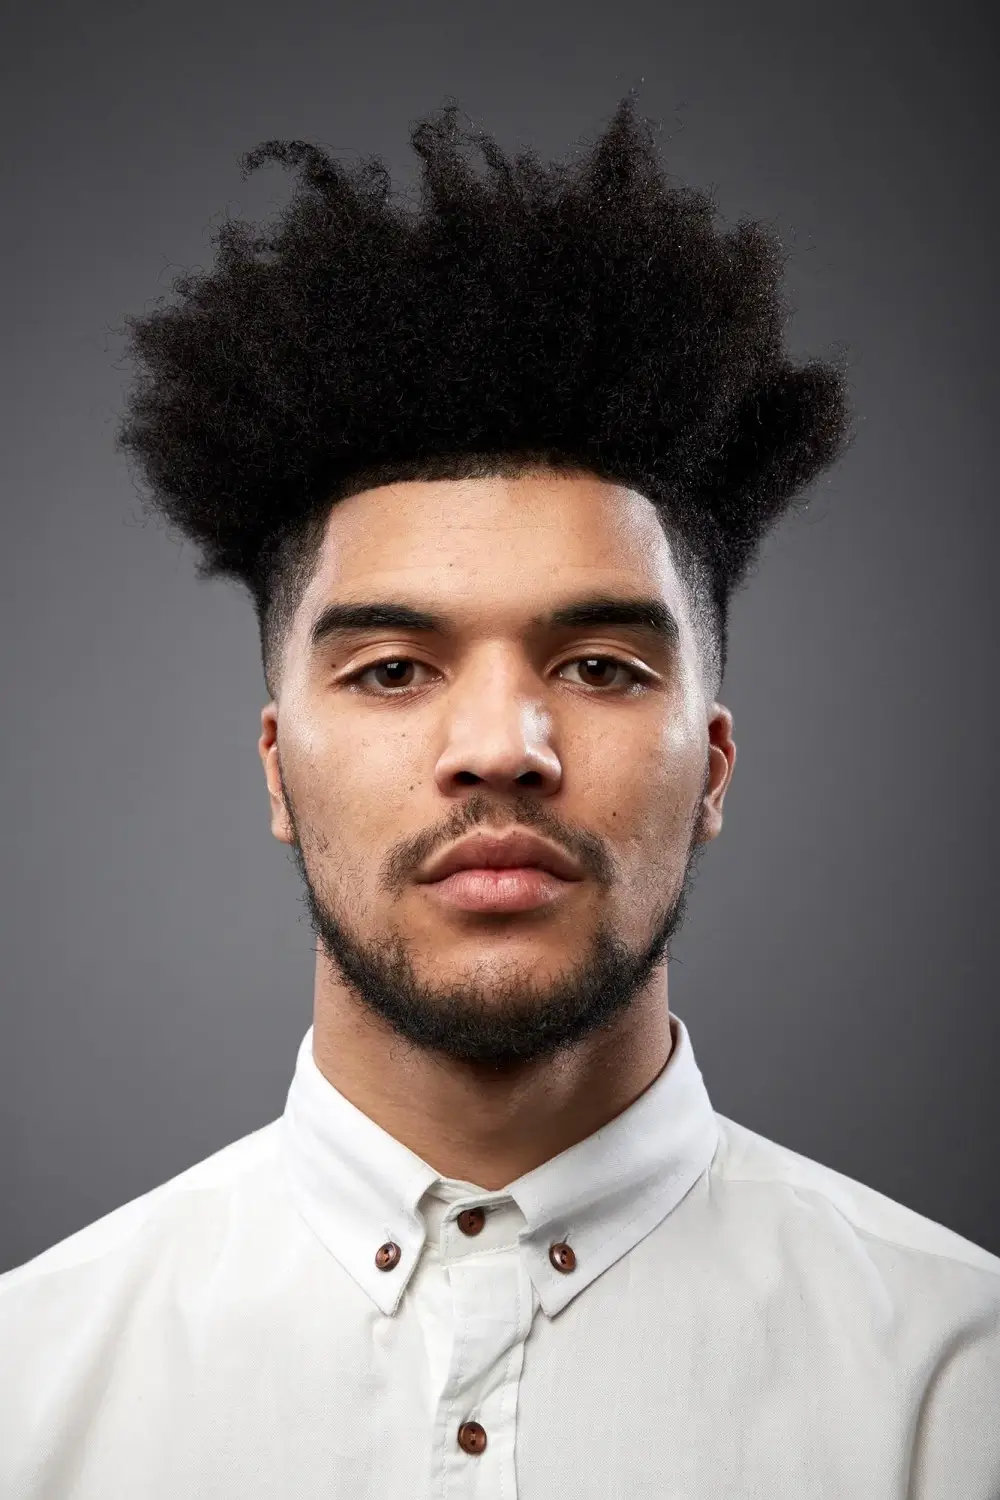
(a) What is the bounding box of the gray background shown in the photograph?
[1,0,996,1274]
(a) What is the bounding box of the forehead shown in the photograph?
[300,471,688,622]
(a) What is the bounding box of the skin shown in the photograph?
[258,469,736,1191]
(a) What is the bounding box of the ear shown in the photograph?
[699,703,736,843]
[258,703,294,846]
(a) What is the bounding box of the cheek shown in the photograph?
[297,711,401,798]
[600,735,704,855]
[659,690,704,756]
[301,730,418,872]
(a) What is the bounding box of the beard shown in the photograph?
[279,763,711,1072]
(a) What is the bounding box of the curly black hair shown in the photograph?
[113,93,854,704]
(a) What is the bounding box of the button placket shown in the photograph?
[375,1216,574,1466]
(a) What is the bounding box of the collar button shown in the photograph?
[374,1240,401,1271]
[549,1240,576,1273]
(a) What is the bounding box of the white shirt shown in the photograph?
[2,1010,998,1500]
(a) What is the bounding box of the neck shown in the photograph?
[309,969,674,1190]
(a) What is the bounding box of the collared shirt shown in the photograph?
[1,1010,998,1499]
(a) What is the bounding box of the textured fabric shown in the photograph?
[1,1010,998,1499]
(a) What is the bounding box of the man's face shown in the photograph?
[259,470,735,1070]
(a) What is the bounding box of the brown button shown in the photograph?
[457,1420,487,1455]
[374,1241,401,1271]
[549,1240,576,1273]
[457,1207,486,1236]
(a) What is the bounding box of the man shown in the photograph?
[1,95,997,1498]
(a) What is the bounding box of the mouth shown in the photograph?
[421,865,576,913]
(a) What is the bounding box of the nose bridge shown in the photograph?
[434,639,559,786]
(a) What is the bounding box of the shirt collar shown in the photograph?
[278,1009,720,1318]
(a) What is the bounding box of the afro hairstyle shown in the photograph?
[113,92,854,703]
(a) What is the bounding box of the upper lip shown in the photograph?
[417,830,584,884]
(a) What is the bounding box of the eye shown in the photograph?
[342,655,651,696]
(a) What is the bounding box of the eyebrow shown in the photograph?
[307,592,681,659]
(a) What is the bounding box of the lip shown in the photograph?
[417,830,583,885]
[422,866,575,912]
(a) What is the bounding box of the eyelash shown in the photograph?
[341,655,652,698]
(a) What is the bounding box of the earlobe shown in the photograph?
[270,805,294,846]
[265,771,293,845]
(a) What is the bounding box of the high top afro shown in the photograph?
[114,93,854,702]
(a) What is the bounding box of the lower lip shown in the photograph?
[423,866,575,912]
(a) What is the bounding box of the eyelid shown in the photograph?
[340,652,654,692]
